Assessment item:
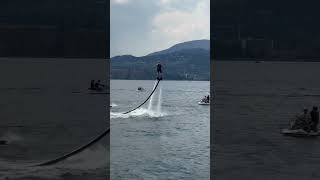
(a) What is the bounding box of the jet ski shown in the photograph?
[88,80,107,94]
[88,87,104,91]
[88,87,108,94]
[281,128,320,137]
[282,110,320,137]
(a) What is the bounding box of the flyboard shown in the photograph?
[281,128,320,137]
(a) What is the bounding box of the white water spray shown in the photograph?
[147,81,158,111]
[156,86,162,114]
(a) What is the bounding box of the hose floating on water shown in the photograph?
[34,80,160,166]
[33,127,110,166]
[123,79,161,114]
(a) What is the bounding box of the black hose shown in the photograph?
[33,127,110,166]
[33,80,160,166]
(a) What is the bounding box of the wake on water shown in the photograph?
[111,82,166,119]
[111,108,166,119]
[110,102,118,107]
[0,144,107,179]
[0,131,23,144]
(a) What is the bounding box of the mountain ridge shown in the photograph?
[111,40,210,80]
[147,39,210,56]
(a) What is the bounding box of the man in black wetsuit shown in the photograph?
[310,106,319,132]
[156,62,162,80]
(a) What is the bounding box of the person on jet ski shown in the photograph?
[291,108,309,129]
[90,80,95,90]
[202,96,207,103]
[310,106,319,132]
[94,80,105,90]
[292,108,311,132]
[206,95,210,103]
[156,62,162,80]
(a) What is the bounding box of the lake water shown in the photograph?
[0,59,108,180]
[110,80,210,179]
[212,61,320,180]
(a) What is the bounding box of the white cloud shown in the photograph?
[111,0,130,4]
[151,0,210,51]
[159,0,173,4]
[110,0,210,56]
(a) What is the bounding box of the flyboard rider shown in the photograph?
[156,62,163,80]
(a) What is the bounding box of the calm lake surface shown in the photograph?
[111,80,210,180]
[213,61,320,180]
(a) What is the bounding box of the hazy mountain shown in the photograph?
[111,40,210,80]
[148,39,210,56]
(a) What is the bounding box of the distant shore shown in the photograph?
[0,57,109,61]
[214,57,320,62]
[110,79,210,81]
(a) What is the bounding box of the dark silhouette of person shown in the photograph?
[301,108,311,132]
[293,108,310,131]
[207,95,210,102]
[156,62,162,80]
[310,106,319,132]
[94,80,105,90]
[90,80,95,90]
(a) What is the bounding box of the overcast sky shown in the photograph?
[110,0,210,57]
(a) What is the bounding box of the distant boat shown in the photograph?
[137,87,145,91]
